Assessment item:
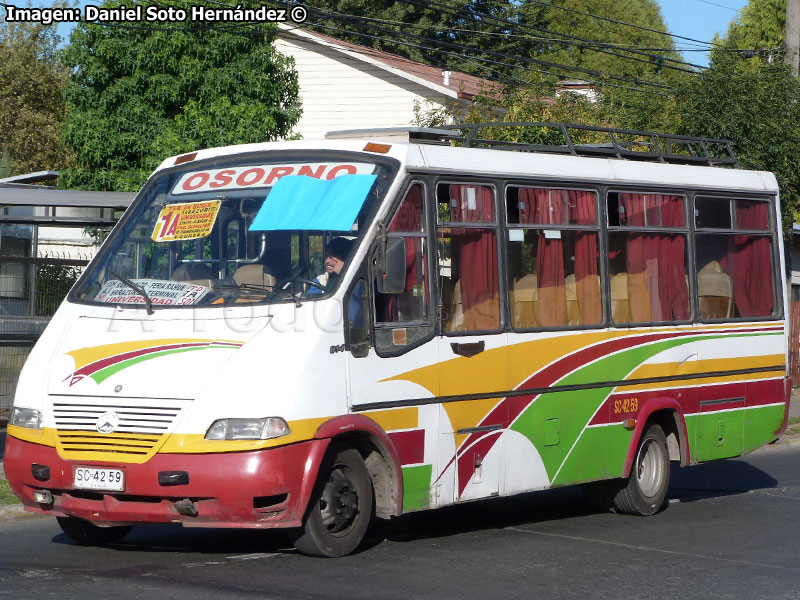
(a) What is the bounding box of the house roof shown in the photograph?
[277,24,497,100]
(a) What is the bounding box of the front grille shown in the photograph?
[53,402,182,434]
[55,431,162,457]
[50,398,190,463]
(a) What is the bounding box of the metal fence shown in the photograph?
[0,251,90,420]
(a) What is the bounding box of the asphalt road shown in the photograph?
[1,443,799,600]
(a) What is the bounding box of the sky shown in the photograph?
[13,0,752,68]
[657,0,750,66]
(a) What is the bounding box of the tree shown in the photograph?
[60,0,301,192]
[299,0,521,78]
[723,0,785,54]
[516,0,690,129]
[308,1,687,131]
[0,15,73,176]
[674,50,800,229]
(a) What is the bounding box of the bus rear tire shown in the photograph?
[612,423,670,516]
[56,516,132,545]
[289,445,373,557]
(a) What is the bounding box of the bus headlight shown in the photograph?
[10,407,42,429]
[205,417,290,441]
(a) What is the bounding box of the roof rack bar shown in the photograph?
[434,122,740,168]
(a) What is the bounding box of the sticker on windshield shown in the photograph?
[152,199,221,242]
[96,280,209,306]
[171,162,375,195]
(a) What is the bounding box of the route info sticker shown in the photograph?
[152,199,221,242]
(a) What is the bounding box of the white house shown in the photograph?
[274,24,495,140]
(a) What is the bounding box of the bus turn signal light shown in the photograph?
[363,142,391,154]
[174,151,197,165]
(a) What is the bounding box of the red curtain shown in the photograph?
[449,185,499,330]
[518,188,599,326]
[619,193,688,322]
[728,201,774,317]
[569,190,601,325]
[519,188,565,326]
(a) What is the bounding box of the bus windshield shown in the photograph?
[71,153,396,309]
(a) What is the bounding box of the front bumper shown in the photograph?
[4,435,330,528]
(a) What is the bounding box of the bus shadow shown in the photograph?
[49,459,778,555]
[369,458,779,548]
[52,525,294,555]
[667,457,778,503]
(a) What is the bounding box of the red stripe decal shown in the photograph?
[388,429,425,466]
[74,343,214,378]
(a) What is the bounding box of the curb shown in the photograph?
[0,504,46,522]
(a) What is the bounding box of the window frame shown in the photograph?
[434,179,504,337]
[370,180,437,358]
[693,194,782,323]
[603,189,693,327]
[504,182,605,332]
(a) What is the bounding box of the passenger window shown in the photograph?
[437,183,500,332]
[507,187,601,329]
[373,184,433,354]
[695,197,776,319]
[608,192,689,324]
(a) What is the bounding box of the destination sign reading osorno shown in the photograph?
[2,4,309,25]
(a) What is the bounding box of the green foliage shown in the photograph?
[517,0,689,128]
[36,264,82,315]
[724,0,785,53]
[0,145,12,179]
[301,0,518,76]
[60,0,301,192]
[674,52,800,229]
[0,11,73,175]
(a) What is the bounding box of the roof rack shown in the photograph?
[414,122,740,168]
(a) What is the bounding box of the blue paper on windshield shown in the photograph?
[250,174,377,231]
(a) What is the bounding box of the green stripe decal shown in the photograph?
[510,331,782,487]
[402,464,433,511]
[90,345,235,383]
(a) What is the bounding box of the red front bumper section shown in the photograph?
[4,435,330,528]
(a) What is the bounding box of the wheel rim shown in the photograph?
[318,465,360,536]
[636,438,666,499]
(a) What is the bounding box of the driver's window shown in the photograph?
[373,183,433,355]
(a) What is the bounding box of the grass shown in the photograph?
[0,478,19,505]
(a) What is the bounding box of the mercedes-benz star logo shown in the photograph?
[96,412,119,434]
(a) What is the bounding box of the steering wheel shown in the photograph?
[280,277,327,292]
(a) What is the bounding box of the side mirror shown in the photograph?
[376,236,406,294]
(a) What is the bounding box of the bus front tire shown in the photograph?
[289,445,374,558]
[612,423,670,516]
[56,516,132,545]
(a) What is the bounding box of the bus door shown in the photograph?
[436,182,508,503]
[346,183,442,510]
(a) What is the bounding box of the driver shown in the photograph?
[308,237,353,296]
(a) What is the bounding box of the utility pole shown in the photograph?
[787,0,800,76]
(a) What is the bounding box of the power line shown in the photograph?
[286,2,676,93]
[525,0,721,47]
[697,0,740,11]
[393,0,705,72]
[309,2,704,72]
[295,17,672,98]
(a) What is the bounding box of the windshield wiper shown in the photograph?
[111,271,154,315]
